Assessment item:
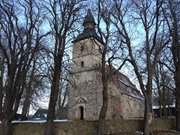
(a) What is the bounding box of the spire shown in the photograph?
[83,9,96,30]
[73,9,103,44]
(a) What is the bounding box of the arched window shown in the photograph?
[81,61,84,67]
[79,106,84,120]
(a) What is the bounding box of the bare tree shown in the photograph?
[0,51,4,121]
[154,60,175,118]
[0,0,48,134]
[96,1,111,134]
[56,61,71,115]
[43,0,85,134]
[21,59,37,119]
[94,1,128,134]
[21,53,49,119]
[162,0,180,130]
[111,0,169,134]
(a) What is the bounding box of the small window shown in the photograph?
[79,106,84,120]
[81,61,84,67]
[80,46,84,52]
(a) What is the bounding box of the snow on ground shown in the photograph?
[11,120,47,124]
[0,119,70,124]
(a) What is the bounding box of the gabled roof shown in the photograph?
[107,65,144,100]
[113,71,144,100]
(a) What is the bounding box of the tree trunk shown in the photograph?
[22,79,32,119]
[144,94,153,135]
[1,120,12,135]
[22,94,31,119]
[157,76,162,118]
[44,54,62,135]
[176,65,180,130]
[0,62,3,120]
[97,44,108,135]
[159,91,163,118]
[97,80,108,135]
[169,2,180,128]
[171,23,180,130]
[44,120,54,135]
[1,106,14,135]
[22,61,36,119]
[99,73,108,120]
[162,85,167,118]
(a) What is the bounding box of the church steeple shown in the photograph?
[73,9,103,44]
[83,9,96,30]
[69,9,104,121]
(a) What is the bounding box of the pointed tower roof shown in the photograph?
[73,9,103,44]
[83,9,96,27]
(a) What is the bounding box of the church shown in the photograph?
[68,10,144,120]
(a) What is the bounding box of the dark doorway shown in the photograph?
[79,106,84,120]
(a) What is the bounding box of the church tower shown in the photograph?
[68,9,104,120]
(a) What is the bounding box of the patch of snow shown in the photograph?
[10,119,70,124]
[135,131,143,135]
[153,104,175,109]
[54,119,70,122]
[11,120,46,124]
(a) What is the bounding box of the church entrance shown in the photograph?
[79,106,84,120]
